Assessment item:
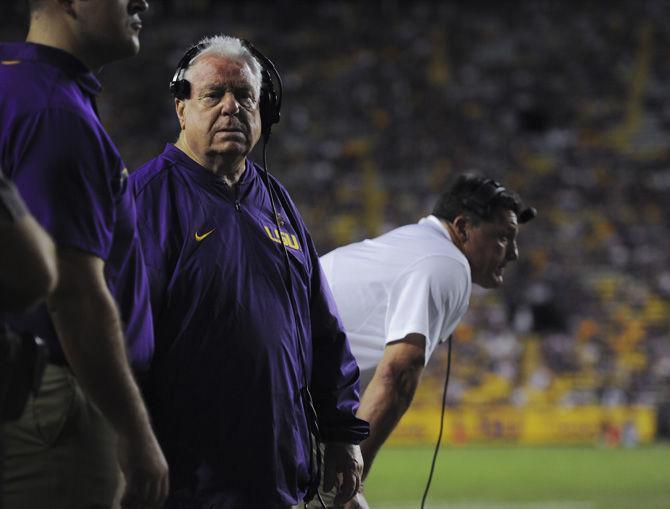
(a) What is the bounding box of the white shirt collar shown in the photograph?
[419,214,453,242]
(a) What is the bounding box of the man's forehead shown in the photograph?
[187,54,254,87]
[497,209,518,228]
[485,209,518,230]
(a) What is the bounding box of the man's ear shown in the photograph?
[56,0,76,17]
[452,214,471,244]
[175,99,186,131]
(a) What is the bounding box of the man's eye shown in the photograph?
[202,94,220,104]
[238,95,256,109]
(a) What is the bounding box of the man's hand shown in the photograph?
[342,491,370,509]
[118,432,169,509]
[323,442,363,506]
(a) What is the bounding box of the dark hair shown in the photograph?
[432,173,532,224]
[27,0,46,13]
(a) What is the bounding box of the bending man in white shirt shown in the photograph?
[320,174,536,508]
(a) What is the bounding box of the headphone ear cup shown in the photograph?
[258,71,279,137]
[170,80,191,101]
[259,87,272,135]
[169,42,205,100]
[266,87,280,125]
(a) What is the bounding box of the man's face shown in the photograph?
[462,209,519,289]
[176,54,262,168]
[74,0,148,64]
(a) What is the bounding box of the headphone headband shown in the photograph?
[462,178,536,223]
[241,39,282,141]
[168,42,206,100]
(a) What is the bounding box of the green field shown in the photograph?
[364,444,670,509]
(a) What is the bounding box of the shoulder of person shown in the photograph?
[130,154,180,198]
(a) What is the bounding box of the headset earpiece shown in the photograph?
[169,42,207,100]
[518,206,537,223]
[169,79,191,100]
[241,40,282,142]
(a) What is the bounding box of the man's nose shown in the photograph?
[220,92,240,115]
[129,0,149,14]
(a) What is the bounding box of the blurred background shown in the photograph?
[2,1,669,507]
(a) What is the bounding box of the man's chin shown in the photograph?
[210,143,248,158]
[476,273,504,289]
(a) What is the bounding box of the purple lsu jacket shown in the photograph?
[131,144,368,508]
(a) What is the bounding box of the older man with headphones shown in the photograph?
[130,35,368,509]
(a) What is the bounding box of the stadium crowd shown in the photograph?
[2,0,669,423]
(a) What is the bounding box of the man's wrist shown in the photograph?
[0,173,28,223]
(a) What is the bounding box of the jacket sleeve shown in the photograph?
[307,232,369,444]
[130,169,175,337]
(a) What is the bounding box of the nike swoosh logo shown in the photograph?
[194,228,215,242]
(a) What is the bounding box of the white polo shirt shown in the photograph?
[321,215,472,385]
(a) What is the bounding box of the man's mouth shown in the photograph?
[130,16,142,32]
[216,127,246,137]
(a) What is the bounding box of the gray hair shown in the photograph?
[186,35,263,99]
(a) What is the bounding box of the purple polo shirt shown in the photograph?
[0,42,154,370]
[132,144,368,507]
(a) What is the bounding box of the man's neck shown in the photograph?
[217,166,245,187]
[26,16,95,70]
[441,219,466,254]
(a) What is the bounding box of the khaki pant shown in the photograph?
[2,364,122,509]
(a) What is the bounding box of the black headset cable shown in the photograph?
[420,334,453,509]
[258,140,328,509]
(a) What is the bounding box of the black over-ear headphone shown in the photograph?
[168,42,205,101]
[168,39,283,142]
[462,178,537,223]
[241,39,282,143]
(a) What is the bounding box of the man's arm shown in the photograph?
[0,214,58,310]
[0,171,57,310]
[357,333,426,479]
[46,247,168,508]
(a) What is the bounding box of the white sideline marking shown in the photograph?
[376,503,595,509]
